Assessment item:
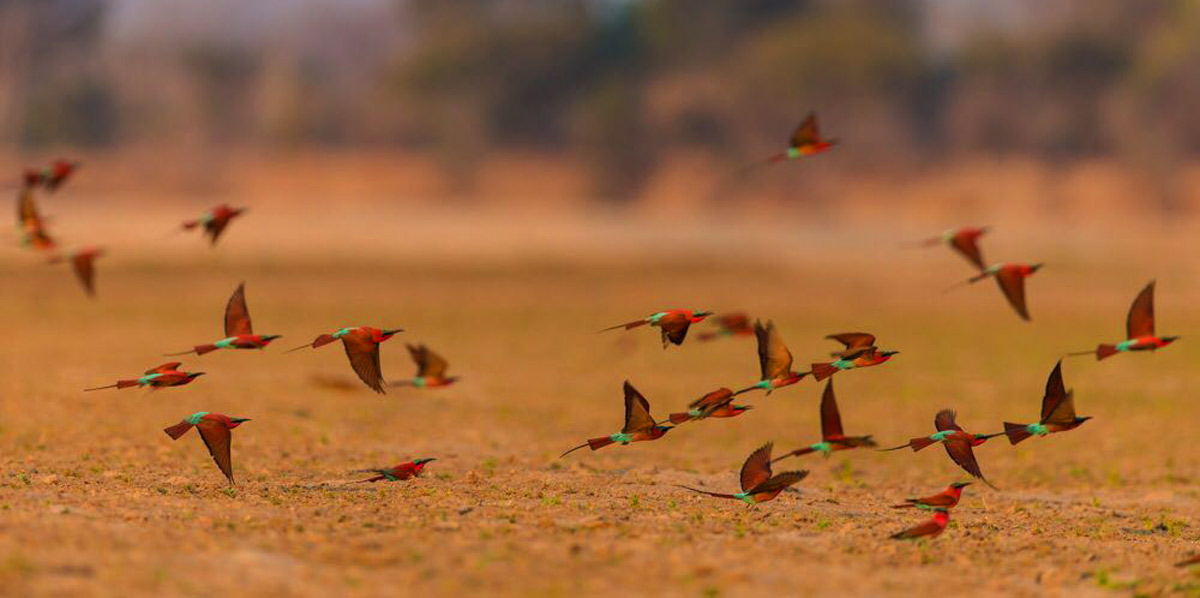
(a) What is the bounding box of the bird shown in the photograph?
[1066,281,1179,360]
[919,227,989,270]
[880,409,999,488]
[1003,360,1091,445]
[951,263,1043,321]
[773,379,876,461]
[181,204,246,246]
[85,362,205,391]
[1177,554,1200,567]
[809,332,898,381]
[677,443,809,504]
[166,283,281,356]
[696,312,755,341]
[560,381,673,457]
[390,344,459,388]
[733,320,807,395]
[891,482,971,510]
[667,387,752,424]
[16,186,56,251]
[24,160,79,192]
[48,246,103,298]
[351,458,436,483]
[765,113,839,164]
[163,412,250,486]
[890,508,950,540]
[600,309,713,348]
[287,327,403,394]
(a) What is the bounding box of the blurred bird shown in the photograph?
[16,186,55,251]
[351,458,436,483]
[163,412,250,486]
[24,159,79,192]
[1177,554,1200,567]
[667,387,752,424]
[773,380,876,461]
[765,113,839,164]
[891,482,971,510]
[391,344,458,388]
[560,381,673,457]
[1066,281,1179,360]
[919,227,989,270]
[950,263,1043,321]
[881,409,999,488]
[181,203,245,246]
[696,312,755,341]
[890,508,950,540]
[287,326,403,394]
[1003,360,1091,445]
[48,246,103,298]
[678,442,809,504]
[733,320,807,395]
[809,332,898,381]
[85,362,205,391]
[166,283,281,356]
[600,309,713,348]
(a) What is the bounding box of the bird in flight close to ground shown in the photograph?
[85,362,205,391]
[49,246,103,298]
[23,160,79,192]
[890,508,951,540]
[773,380,876,462]
[351,458,436,483]
[891,482,971,510]
[163,412,250,487]
[809,332,898,381]
[696,312,755,341]
[167,283,281,356]
[391,344,458,388]
[919,227,989,271]
[288,326,403,394]
[667,387,752,424]
[16,186,56,251]
[181,203,246,246]
[678,442,809,504]
[950,263,1043,321]
[765,113,839,164]
[733,320,807,395]
[881,409,999,488]
[1003,360,1091,445]
[560,381,673,457]
[600,309,713,348]
[1177,554,1200,567]
[1066,281,1178,360]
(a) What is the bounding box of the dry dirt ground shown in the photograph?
[0,206,1197,597]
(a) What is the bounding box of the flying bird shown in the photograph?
[809,332,898,381]
[391,344,459,388]
[560,381,673,457]
[24,160,79,192]
[919,227,989,270]
[1177,554,1200,567]
[733,320,807,395]
[891,482,971,510]
[881,409,999,488]
[181,203,246,246]
[765,113,839,164]
[49,246,103,298]
[1003,361,1091,445]
[600,309,713,348]
[678,443,809,504]
[287,327,403,394]
[163,412,250,486]
[85,362,205,391]
[166,283,281,356]
[773,380,876,461]
[351,458,436,483]
[890,508,950,540]
[667,387,752,424]
[16,186,55,251]
[697,312,755,341]
[950,263,1043,321]
[1066,281,1179,360]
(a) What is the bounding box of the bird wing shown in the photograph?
[687,387,734,411]
[715,312,750,333]
[146,362,183,374]
[826,332,876,350]
[755,320,793,380]
[934,409,962,432]
[207,219,230,246]
[73,253,96,297]
[790,113,819,147]
[943,439,986,481]
[224,283,253,336]
[1126,281,1155,339]
[341,332,385,393]
[749,470,809,495]
[739,442,774,493]
[17,187,40,226]
[196,419,234,484]
[418,345,449,378]
[621,381,657,434]
[1039,360,1072,423]
[660,315,691,346]
[950,231,985,270]
[819,380,845,440]
[994,268,1030,320]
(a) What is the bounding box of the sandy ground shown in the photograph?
[0,205,1197,597]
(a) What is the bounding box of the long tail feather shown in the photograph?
[943,273,987,293]
[85,379,138,391]
[162,421,193,439]
[890,502,917,509]
[1003,422,1033,445]
[907,436,937,452]
[164,348,199,356]
[877,442,913,452]
[598,320,647,333]
[1063,349,1097,358]
[560,437,614,458]
[284,343,313,353]
[810,363,838,381]
[676,485,738,499]
[193,344,219,356]
[771,447,815,463]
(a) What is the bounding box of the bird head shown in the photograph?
[951,482,972,489]
[732,405,753,414]
[1029,263,1045,274]
[229,417,250,428]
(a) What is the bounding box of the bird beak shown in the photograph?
[264,335,282,341]
[383,328,404,336]
[233,418,251,423]
[193,372,207,377]
[1031,263,1045,272]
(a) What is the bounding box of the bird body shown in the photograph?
[49,246,103,297]
[734,320,808,395]
[922,227,988,270]
[182,204,245,246]
[560,381,673,457]
[775,380,876,461]
[353,458,436,483]
[1003,361,1091,445]
[24,160,78,192]
[679,443,809,504]
[891,482,971,510]
[958,263,1043,320]
[667,387,752,424]
[890,508,950,540]
[1067,282,1178,359]
[600,309,713,348]
[85,362,204,391]
[765,113,838,163]
[288,326,402,393]
[163,412,249,486]
[391,344,458,388]
[167,284,281,356]
[881,409,997,487]
[16,186,56,251]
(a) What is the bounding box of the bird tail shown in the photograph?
[1095,344,1120,360]
[559,436,614,458]
[162,421,193,440]
[890,501,918,509]
[667,412,693,425]
[348,470,388,483]
[194,344,220,355]
[598,320,648,333]
[907,436,938,452]
[771,447,815,463]
[810,363,838,381]
[286,335,335,353]
[676,485,738,499]
[1003,422,1033,445]
[696,331,720,342]
[84,379,139,391]
[181,219,200,230]
[1063,349,1097,359]
[943,273,988,293]
[732,384,763,396]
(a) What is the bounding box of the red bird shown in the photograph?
[351,458,436,483]
[890,508,950,540]
[49,246,104,298]
[952,263,1043,321]
[24,159,79,192]
[920,227,989,271]
[287,326,403,393]
[1003,360,1091,445]
[85,362,205,391]
[1067,281,1179,360]
[167,283,281,356]
[766,113,839,163]
[600,309,713,348]
[809,332,898,381]
[390,344,459,388]
[696,312,755,341]
[773,380,876,462]
[678,443,809,504]
[560,381,673,457]
[182,204,246,246]
[881,409,1000,488]
[667,387,752,424]
[163,412,250,486]
[16,186,56,251]
[891,482,971,510]
[733,320,807,395]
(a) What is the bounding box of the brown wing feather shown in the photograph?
[943,440,986,481]
[73,254,96,297]
[826,332,876,350]
[224,283,253,336]
[994,269,1030,320]
[661,319,690,346]
[934,409,962,432]
[341,332,385,393]
[195,420,234,485]
[755,320,793,380]
[621,381,656,434]
[687,388,734,411]
[950,233,985,270]
[790,113,819,147]
[739,443,773,493]
[146,362,183,374]
[749,470,809,495]
[819,380,845,440]
[1039,361,1070,423]
[207,219,230,245]
[1126,281,1155,339]
[407,344,449,378]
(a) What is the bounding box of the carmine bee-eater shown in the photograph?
[733,320,807,395]
[182,203,245,246]
[163,412,250,486]
[765,113,838,164]
[16,186,55,251]
[696,312,755,341]
[287,326,403,393]
[560,381,673,457]
[667,387,752,424]
[85,362,205,391]
[390,344,459,388]
[951,263,1043,321]
[1066,281,1179,360]
[600,309,713,348]
[809,332,898,382]
[351,458,436,483]
[678,443,809,504]
[773,380,876,462]
[48,246,103,298]
[166,283,281,356]
[890,508,950,540]
[891,482,971,510]
[24,160,79,192]
[1177,554,1200,567]
[881,409,999,488]
[919,227,989,271]
[1003,360,1091,445]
